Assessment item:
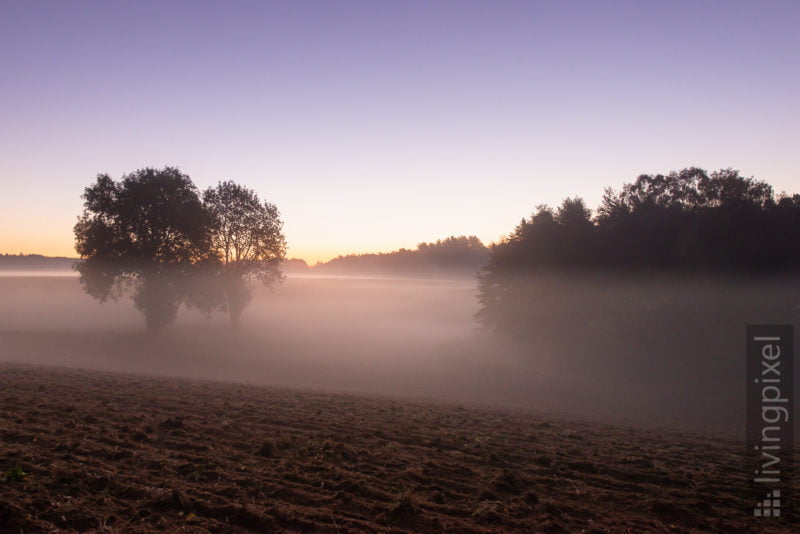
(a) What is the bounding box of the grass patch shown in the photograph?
[1,464,28,483]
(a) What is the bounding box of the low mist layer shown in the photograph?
[3,273,793,432]
[0,275,479,401]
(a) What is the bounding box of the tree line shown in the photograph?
[0,254,76,271]
[310,235,489,278]
[74,167,286,331]
[478,167,800,331]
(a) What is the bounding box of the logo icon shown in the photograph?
[754,489,780,517]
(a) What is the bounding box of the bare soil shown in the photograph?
[0,364,794,533]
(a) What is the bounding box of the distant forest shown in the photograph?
[294,236,489,278]
[0,254,77,271]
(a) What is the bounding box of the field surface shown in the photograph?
[0,364,794,533]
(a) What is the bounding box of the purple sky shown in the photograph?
[1,1,798,262]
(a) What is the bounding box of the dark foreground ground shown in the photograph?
[0,364,794,533]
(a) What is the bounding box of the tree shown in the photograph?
[203,181,286,326]
[74,167,215,331]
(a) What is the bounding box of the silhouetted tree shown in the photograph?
[74,167,215,331]
[203,181,286,327]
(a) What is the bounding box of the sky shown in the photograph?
[1,1,798,264]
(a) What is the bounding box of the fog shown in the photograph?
[0,274,485,399]
[2,273,791,432]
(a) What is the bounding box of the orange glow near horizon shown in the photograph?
[0,234,77,260]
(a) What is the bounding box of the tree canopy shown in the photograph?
[203,181,286,325]
[74,167,214,330]
[74,167,285,331]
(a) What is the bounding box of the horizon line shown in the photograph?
[0,238,496,267]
